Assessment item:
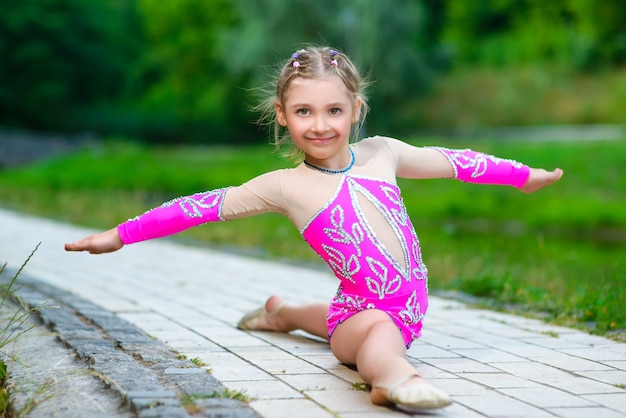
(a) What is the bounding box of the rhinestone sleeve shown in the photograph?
[431,147,530,188]
[117,187,230,244]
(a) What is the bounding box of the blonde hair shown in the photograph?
[255,46,369,161]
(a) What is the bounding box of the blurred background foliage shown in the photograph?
[1,0,625,143]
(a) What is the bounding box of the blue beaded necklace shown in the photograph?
[304,147,355,174]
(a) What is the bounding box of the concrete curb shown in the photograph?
[3,271,260,418]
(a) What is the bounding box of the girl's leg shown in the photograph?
[329,309,451,409]
[330,309,418,387]
[239,295,329,340]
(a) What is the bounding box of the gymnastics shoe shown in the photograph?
[237,297,286,331]
[372,374,453,412]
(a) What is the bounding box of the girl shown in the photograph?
[65,46,563,412]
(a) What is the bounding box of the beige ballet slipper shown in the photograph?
[237,298,286,331]
[372,374,453,412]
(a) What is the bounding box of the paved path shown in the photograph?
[1,207,625,417]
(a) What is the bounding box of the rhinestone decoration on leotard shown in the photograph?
[304,147,355,174]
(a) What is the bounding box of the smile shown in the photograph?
[307,136,335,144]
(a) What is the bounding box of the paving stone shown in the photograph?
[581,393,626,412]
[499,386,597,408]
[548,406,626,418]
[250,399,336,418]
[454,393,555,417]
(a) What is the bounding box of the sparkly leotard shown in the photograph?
[301,175,428,346]
[118,136,530,347]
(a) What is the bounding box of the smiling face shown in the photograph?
[275,75,362,169]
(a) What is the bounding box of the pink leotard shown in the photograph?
[117,136,530,347]
[302,175,429,346]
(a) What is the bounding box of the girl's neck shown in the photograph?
[304,147,355,174]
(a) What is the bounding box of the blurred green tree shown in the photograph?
[2,0,624,142]
[130,0,254,143]
[0,0,136,132]
[442,0,626,69]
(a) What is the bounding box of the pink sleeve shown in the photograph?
[117,187,229,245]
[432,147,530,188]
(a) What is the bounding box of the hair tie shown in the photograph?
[292,49,305,69]
[330,50,338,66]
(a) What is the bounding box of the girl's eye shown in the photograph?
[329,108,342,115]
[297,109,310,116]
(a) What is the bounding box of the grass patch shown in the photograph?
[412,65,626,128]
[352,382,368,391]
[0,245,56,417]
[0,138,624,336]
[180,389,252,413]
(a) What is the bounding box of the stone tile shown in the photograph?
[525,335,604,350]
[492,341,563,359]
[195,352,271,381]
[421,330,488,350]
[470,321,555,340]
[548,406,626,418]
[250,399,335,418]
[304,389,382,414]
[99,298,144,312]
[499,386,597,408]
[407,342,462,359]
[582,393,626,412]
[561,347,626,362]
[280,373,354,392]
[493,361,624,395]
[606,361,626,371]
[530,354,614,371]
[327,367,364,384]
[206,332,274,348]
[452,348,526,363]
[338,411,417,418]
[454,393,554,417]
[512,323,583,337]
[224,379,303,400]
[420,402,486,418]
[429,357,503,374]
[248,332,330,355]
[605,344,626,355]
[230,346,299,361]
[246,358,326,375]
[458,373,540,389]
[409,362,458,379]
[298,354,344,370]
[117,311,176,327]
[432,377,492,396]
[169,338,225,353]
[171,316,226,328]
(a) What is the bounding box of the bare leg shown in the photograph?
[241,295,329,340]
[329,309,451,409]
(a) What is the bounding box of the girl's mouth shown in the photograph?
[308,136,335,144]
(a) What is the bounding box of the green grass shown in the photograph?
[412,66,626,128]
[0,138,624,337]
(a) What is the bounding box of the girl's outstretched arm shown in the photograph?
[64,227,124,254]
[386,137,563,191]
[64,171,287,254]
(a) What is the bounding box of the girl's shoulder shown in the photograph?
[354,135,400,159]
[356,135,399,150]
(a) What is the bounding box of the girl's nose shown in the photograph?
[312,115,329,132]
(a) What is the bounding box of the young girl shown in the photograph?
[65,46,563,412]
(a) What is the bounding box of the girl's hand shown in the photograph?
[520,168,563,193]
[64,227,124,254]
